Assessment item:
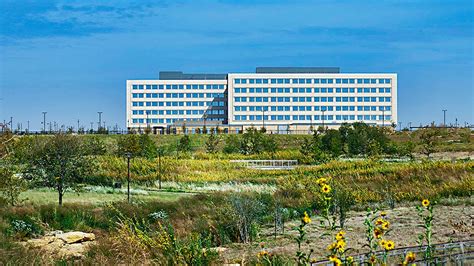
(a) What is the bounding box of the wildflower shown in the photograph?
[302,211,311,224]
[379,239,387,247]
[346,256,354,264]
[384,240,395,250]
[335,230,345,240]
[257,250,268,258]
[321,184,331,194]
[369,255,377,264]
[335,239,346,252]
[329,255,342,266]
[374,228,383,239]
[375,218,384,226]
[380,211,387,217]
[381,221,390,230]
[403,251,416,264]
[327,242,336,251]
[422,199,430,208]
[316,177,327,185]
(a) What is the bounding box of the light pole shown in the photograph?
[442,109,447,127]
[97,112,103,131]
[157,147,164,190]
[203,114,208,134]
[125,152,132,203]
[408,122,412,131]
[77,119,80,133]
[27,120,30,133]
[262,109,266,131]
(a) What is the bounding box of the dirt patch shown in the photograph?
[220,205,473,263]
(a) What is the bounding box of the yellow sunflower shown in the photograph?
[302,211,311,224]
[335,230,346,240]
[384,240,395,250]
[381,221,390,230]
[404,251,416,264]
[375,218,384,226]
[374,228,383,239]
[380,211,387,217]
[369,255,377,264]
[422,199,430,207]
[316,177,327,185]
[321,184,332,194]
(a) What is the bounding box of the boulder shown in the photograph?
[56,231,95,244]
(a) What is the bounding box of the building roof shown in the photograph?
[255,67,340,74]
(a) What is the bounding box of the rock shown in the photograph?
[45,230,64,237]
[26,236,55,248]
[59,243,87,258]
[20,231,96,259]
[57,231,95,244]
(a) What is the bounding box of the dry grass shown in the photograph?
[221,203,474,263]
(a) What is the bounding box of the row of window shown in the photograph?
[234,106,392,112]
[234,87,391,94]
[132,117,225,124]
[132,93,225,99]
[132,101,225,107]
[132,84,226,90]
[234,96,391,103]
[234,115,392,121]
[132,109,225,115]
[234,78,391,85]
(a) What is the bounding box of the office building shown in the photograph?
[126,67,397,133]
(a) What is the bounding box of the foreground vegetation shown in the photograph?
[0,125,472,264]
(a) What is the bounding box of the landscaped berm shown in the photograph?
[0,125,473,265]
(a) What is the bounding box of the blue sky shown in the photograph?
[0,0,472,131]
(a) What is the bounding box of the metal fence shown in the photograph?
[230,160,298,170]
[310,240,473,265]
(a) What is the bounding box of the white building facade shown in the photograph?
[126,68,397,133]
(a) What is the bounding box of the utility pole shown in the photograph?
[125,153,132,203]
[90,122,93,132]
[262,109,266,131]
[382,109,385,127]
[27,120,30,133]
[9,117,13,131]
[442,109,447,127]
[77,119,80,132]
[42,112,47,133]
[408,122,412,131]
[97,112,103,131]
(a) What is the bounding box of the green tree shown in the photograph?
[321,129,343,157]
[117,134,141,156]
[23,134,93,206]
[177,135,192,152]
[223,135,240,154]
[83,136,107,155]
[240,127,266,155]
[0,166,27,206]
[205,131,220,154]
[138,134,157,159]
[419,127,439,158]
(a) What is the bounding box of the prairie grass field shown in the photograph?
[0,127,473,265]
